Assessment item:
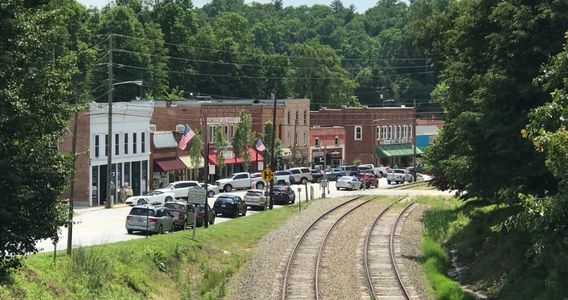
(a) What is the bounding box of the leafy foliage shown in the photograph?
[232,110,254,171]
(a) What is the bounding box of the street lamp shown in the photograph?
[106,80,143,209]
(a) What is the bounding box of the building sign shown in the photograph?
[312,151,324,157]
[221,150,233,159]
[382,138,410,145]
[207,117,240,124]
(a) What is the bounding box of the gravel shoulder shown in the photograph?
[224,197,355,300]
[400,204,433,300]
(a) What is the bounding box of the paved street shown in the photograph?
[36,177,451,253]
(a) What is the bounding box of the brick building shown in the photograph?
[310,106,419,167]
[309,126,345,167]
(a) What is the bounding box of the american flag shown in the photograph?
[255,139,267,152]
[178,125,195,150]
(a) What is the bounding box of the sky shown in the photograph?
[77,0,376,13]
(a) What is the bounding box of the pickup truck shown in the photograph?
[215,172,251,192]
[358,164,391,178]
[386,169,413,184]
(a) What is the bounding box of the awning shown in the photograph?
[179,155,204,169]
[376,144,423,157]
[154,157,186,172]
[153,131,178,149]
[208,148,263,165]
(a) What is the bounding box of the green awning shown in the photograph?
[376,144,423,157]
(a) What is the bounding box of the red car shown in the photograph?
[357,173,379,188]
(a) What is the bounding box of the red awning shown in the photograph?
[154,157,186,172]
[208,148,263,165]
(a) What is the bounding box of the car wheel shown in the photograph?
[207,190,215,198]
[158,225,164,234]
[165,196,173,202]
[256,182,265,189]
[209,216,215,225]
[170,223,175,232]
[387,180,391,185]
[127,229,133,234]
[366,184,370,189]
[224,184,233,192]
[300,177,307,184]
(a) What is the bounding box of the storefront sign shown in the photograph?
[221,150,233,159]
[312,151,324,157]
[383,138,410,145]
[207,117,240,124]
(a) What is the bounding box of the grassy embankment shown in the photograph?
[0,204,299,299]
[417,195,564,299]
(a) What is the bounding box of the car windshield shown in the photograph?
[275,171,290,175]
[339,176,351,181]
[129,207,155,216]
[333,169,342,172]
[246,191,262,196]
[165,203,185,211]
[358,166,371,170]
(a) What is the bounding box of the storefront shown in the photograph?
[91,160,149,205]
[208,148,263,179]
[152,157,187,189]
[375,143,422,168]
[311,147,344,168]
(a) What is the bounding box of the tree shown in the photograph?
[419,0,567,202]
[188,130,202,180]
[232,110,254,172]
[0,0,77,274]
[213,125,228,178]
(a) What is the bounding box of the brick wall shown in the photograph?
[59,111,90,205]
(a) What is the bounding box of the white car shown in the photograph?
[215,172,252,192]
[336,176,362,190]
[125,190,176,206]
[199,183,220,198]
[250,171,292,189]
[154,181,200,199]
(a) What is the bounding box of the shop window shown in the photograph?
[141,132,146,153]
[355,126,362,140]
[95,135,100,158]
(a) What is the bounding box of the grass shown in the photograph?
[0,204,298,299]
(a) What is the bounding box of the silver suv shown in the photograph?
[125,205,176,234]
[288,167,313,184]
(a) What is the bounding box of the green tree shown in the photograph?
[261,121,282,167]
[232,110,254,172]
[419,0,567,202]
[188,130,202,180]
[0,0,77,274]
[213,126,228,178]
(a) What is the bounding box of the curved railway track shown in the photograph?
[281,196,370,300]
[363,200,416,300]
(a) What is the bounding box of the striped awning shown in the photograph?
[376,144,423,157]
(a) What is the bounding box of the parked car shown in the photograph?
[199,183,220,198]
[154,181,200,199]
[272,185,296,205]
[214,194,247,217]
[125,190,176,206]
[125,205,176,234]
[195,203,215,227]
[324,168,346,181]
[357,173,379,188]
[336,176,363,190]
[164,201,196,230]
[244,189,269,210]
[357,164,391,177]
[387,169,414,184]
[288,167,313,184]
[337,165,358,176]
[250,171,292,189]
[310,169,324,183]
[215,172,251,192]
[357,164,375,175]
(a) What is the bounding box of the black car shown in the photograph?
[194,203,215,227]
[310,169,324,183]
[272,185,296,205]
[213,194,247,217]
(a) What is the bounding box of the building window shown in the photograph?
[303,110,307,125]
[409,125,412,139]
[95,135,100,158]
[304,132,307,145]
[287,111,291,125]
[382,126,388,140]
[224,126,229,138]
[335,136,339,145]
[124,133,129,154]
[295,111,299,124]
[398,125,402,139]
[288,132,291,146]
[403,125,408,138]
[394,126,398,139]
[133,133,137,154]
[315,137,320,147]
[141,132,146,153]
[389,126,393,139]
[115,134,119,155]
[355,126,362,140]
[376,126,381,140]
[105,134,109,156]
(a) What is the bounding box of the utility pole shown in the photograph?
[105,34,113,209]
[269,85,277,210]
[67,112,78,255]
[202,115,209,228]
[413,99,417,182]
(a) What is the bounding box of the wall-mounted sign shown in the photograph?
[312,151,324,157]
[221,150,233,159]
[382,138,410,145]
[207,117,240,124]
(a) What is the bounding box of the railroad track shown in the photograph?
[281,195,371,300]
[363,200,416,300]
